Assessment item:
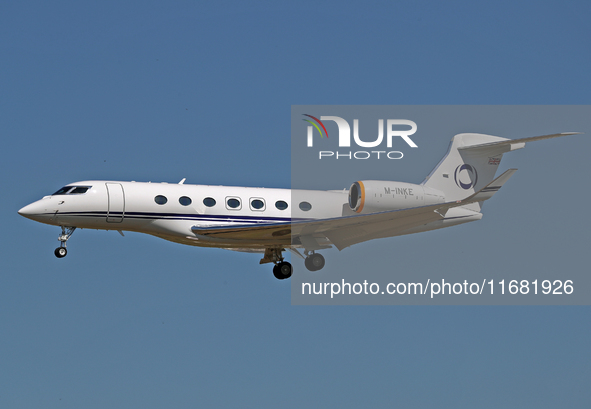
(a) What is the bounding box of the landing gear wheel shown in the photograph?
[54,247,67,258]
[273,261,292,280]
[305,253,325,271]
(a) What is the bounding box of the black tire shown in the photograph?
[273,262,292,280]
[305,253,325,271]
[54,247,67,258]
[272,264,283,279]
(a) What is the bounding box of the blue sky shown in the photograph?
[1,1,590,408]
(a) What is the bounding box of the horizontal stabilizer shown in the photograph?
[446,168,517,208]
[458,132,581,153]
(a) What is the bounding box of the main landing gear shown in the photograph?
[273,262,293,280]
[261,248,293,280]
[304,252,325,272]
[54,226,76,258]
[263,248,327,279]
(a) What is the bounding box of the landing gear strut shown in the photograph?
[55,226,76,258]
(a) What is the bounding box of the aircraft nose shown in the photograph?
[18,202,43,220]
[18,203,34,216]
[18,199,60,225]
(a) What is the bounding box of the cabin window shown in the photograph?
[299,201,312,211]
[250,198,265,211]
[275,200,288,210]
[154,195,168,205]
[203,197,216,207]
[226,197,241,210]
[179,196,192,206]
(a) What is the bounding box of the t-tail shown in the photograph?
[421,132,580,212]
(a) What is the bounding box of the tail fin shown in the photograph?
[421,132,579,212]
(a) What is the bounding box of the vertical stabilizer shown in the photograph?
[421,133,521,212]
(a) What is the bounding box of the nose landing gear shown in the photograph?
[55,226,76,258]
[54,247,67,258]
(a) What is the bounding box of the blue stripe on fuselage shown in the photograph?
[55,211,300,223]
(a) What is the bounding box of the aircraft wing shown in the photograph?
[191,169,517,250]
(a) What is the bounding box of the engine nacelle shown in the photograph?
[348,180,445,214]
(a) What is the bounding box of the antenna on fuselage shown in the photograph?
[178,178,186,184]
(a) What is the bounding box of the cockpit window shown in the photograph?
[52,187,72,195]
[52,186,91,195]
[70,187,89,194]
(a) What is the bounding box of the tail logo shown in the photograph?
[454,164,478,190]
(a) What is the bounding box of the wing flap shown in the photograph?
[191,222,293,245]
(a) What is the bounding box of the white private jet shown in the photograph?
[18,132,579,279]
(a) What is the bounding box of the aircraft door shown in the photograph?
[106,183,125,223]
